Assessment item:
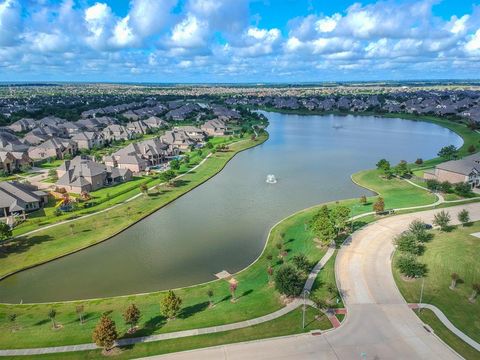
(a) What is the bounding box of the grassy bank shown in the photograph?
[0,135,267,280]
[0,307,330,360]
[393,222,480,343]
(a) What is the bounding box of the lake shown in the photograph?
[0,112,462,303]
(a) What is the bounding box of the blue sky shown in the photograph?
[1,0,479,82]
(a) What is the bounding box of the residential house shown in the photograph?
[105,138,175,173]
[56,156,132,194]
[28,137,78,160]
[102,124,133,142]
[143,116,167,129]
[0,181,48,217]
[7,118,37,132]
[160,130,196,151]
[174,126,206,142]
[201,119,229,136]
[424,154,480,188]
[126,120,150,135]
[71,131,105,150]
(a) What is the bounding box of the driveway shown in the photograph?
[147,203,480,360]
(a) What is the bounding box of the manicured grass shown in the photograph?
[311,251,344,309]
[0,187,325,349]
[417,309,480,360]
[0,307,330,360]
[36,160,63,169]
[393,222,480,343]
[352,169,436,209]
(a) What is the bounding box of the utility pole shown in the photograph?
[302,289,310,329]
[418,277,425,314]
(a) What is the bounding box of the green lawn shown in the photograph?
[0,184,326,349]
[393,222,480,343]
[0,307,330,360]
[36,160,63,169]
[417,309,480,360]
[311,250,344,309]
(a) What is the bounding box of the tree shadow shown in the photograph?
[236,289,253,300]
[34,319,50,326]
[0,235,54,258]
[126,315,167,338]
[178,301,209,319]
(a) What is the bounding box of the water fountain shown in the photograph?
[266,174,277,184]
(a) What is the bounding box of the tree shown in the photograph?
[161,290,182,320]
[433,210,451,231]
[395,254,427,278]
[160,170,176,184]
[415,158,423,165]
[438,145,458,160]
[170,159,180,170]
[75,305,85,325]
[267,266,274,284]
[92,315,118,352]
[123,304,141,332]
[376,159,390,172]
[69,223,75,235]
[292,253,311,274]
[274,264,306,297]
[48,309,57,329]
[373,197,385,213]
[207,289,214,308]
[469,283,480,303]
[458,209,470,226]
[0,222,12,242]
[359,195,367,205]
[311,208,336,245]
[394,160,410,177]
[229,281,238,302]
[454,182,473,197]
[408,219,430,243]
[139,183,148,195]
[468,144,476,153]
[394,232,422,255]
[426,179,440,192]
[449,273,459,290]
[330,205,351,236]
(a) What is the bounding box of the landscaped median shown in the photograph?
[393,221,480,359]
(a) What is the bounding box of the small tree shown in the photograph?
[433,210,451,231]
[75,305,85,325]
[207,289,214,308]
[123,304,141,332]
[359,195,367,205]
[161,290,182,320]
[394,232,422,255]
[274,264,306,297]
[468,144,476,153]
[394,160,409,177]
[69,223,75,235]
[229,281,238,302]
[415,158,423,165]
[170,159,180,170]
[267,266,274,284]
[8,313,17,331]
[373,197,385,213]
[438,145,458,160]
[458,209,470,226]
[376,159,390,172]
[48,309,57,329]
[449,273,459,290]
[396,254,426,278]
[0,222,12,242]
[292,253,311,274]
[469,283,480,303]
[408,219,430,243]
[92,315,118,352]
[139,183,148,196]
[454,182,473,197]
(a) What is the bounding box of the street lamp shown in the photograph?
[302,289,310,329]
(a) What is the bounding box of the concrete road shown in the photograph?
[146,203,480,360]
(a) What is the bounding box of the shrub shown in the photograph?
[415,158,423,165]
[439,181,452,193]
[454,182,473,197]
[396,254,427,278]
[458,209,470,226]
[274,264,306,297]
[292,253,311,274]
[433,210,451,231]
[373,197,385,213]
[426,179,440,192]
[394,232,423,255]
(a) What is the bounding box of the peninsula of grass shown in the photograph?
[393,222,480,344]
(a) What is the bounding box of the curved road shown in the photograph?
[150,203,480,359]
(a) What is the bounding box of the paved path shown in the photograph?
[142,203,480,360]
[1,204,479,357]
[13,154,213,239]
[412,303,480,352]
